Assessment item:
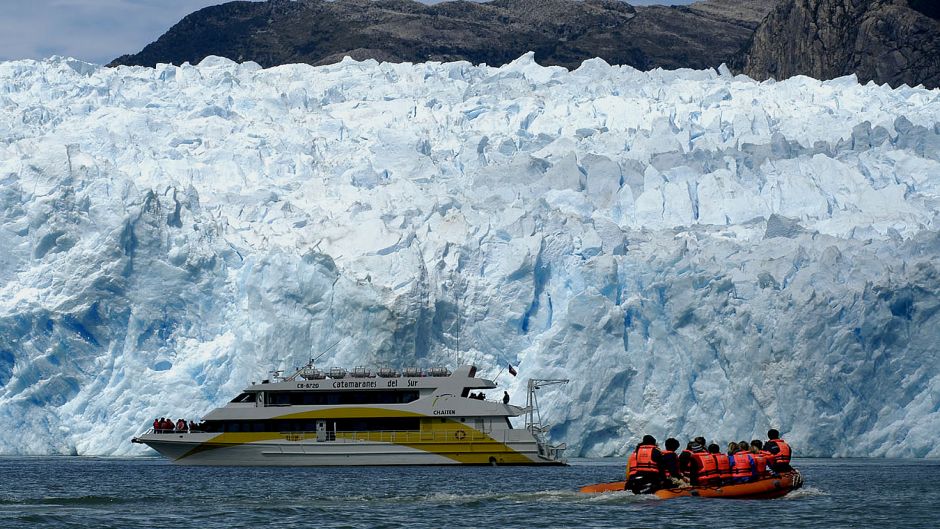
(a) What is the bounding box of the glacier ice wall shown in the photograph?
[1,54,939,457]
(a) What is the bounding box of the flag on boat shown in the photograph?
[508,364,517,376]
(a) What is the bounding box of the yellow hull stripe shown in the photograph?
[177,421,533,464]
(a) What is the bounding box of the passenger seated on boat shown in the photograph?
[689,446,721,486]
[709,444,732,485]
[730,442,757,483]
[678,437,706,479]
[660,438,683,483]
[626,435,666,494]
[764,429,793,472]
[176,419,186,432]
[749,440,776,477]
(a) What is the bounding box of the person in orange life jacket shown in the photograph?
[750,440,777,477]
[709,443,732,485]
[176,418,186,432]
[626,435,666,494]
[689,443,721,486]
[152,418,160,432]
[730,442,758,483]
[764,429,793,472]
[678,436,707,478]
[660,438,684,484]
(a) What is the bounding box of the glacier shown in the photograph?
[1,53,939,457]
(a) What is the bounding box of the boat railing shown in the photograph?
[143,426,210,435]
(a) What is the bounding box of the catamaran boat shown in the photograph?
[132,364,568,466]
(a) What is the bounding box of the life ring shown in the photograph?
[454,430,466,440]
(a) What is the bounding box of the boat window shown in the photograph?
[229,393,256,403]
[264,390,420,406]
[212,418,420,433]
[270,392,292,406]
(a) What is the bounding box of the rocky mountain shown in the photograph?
[108,0,940,88]
[686,0,779,28]
[736,0,940,88]
[109,0,777,71]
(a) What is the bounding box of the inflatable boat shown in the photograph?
[579,470,803,499]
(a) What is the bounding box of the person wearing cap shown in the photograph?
[678,436,707,479]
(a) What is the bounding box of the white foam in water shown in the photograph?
[0,54,939,457]
[780,487,830,500]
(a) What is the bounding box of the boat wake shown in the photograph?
[422,489,658,505]
[779,486,829,500]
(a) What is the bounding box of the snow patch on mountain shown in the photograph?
[1,53,939,456]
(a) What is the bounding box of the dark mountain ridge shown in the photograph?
[109,0,774,71]
[110,0,940,88]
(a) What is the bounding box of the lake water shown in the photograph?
[0,457,936,528]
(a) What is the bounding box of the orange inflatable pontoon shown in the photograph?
[579,470,803,499]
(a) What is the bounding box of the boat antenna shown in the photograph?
[455,279,460,368]
[311,338,342,365]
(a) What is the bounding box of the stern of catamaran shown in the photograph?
[523,378,570,464]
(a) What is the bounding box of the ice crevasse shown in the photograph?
[0,53,939,457]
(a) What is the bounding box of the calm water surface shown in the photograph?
[0,457,935,528]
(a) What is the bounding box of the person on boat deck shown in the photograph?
[678,437,707,478]
[709,443,732,485]
[502,391,510,404]
[176,419,186,432]
[660,438,683,483]
[750,440,777,477]
[765,429,793,472]
[626,435,666,494]
[730,442,758,483]
[152,418,160,432]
